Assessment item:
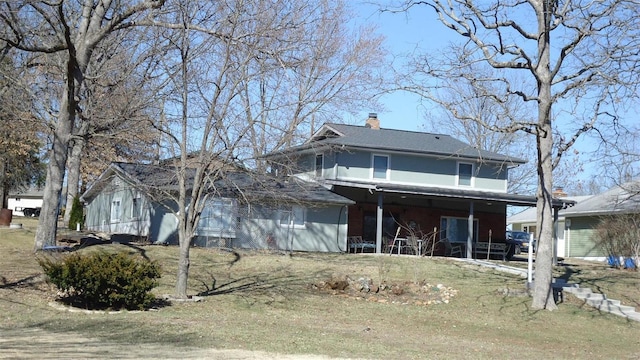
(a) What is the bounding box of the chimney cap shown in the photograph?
[365,113,380,129]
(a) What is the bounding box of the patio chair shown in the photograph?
[443,238,462,257]
[402,235,419,255]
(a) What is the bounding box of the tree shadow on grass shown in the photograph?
[0,274,43,289]
[193,266,334,307]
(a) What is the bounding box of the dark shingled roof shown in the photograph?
[82,162,353,206]
[267,123,525,164]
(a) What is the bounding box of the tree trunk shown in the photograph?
[530,0,557,310]
[0,158,7,209]
[63,133,86,228]
[532,123,557,310]
[34,94,74,250]
[175,226,191,298]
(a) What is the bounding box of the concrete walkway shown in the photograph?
[452,257,640,322]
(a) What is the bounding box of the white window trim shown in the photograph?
[111,198,122,222]
[198,199,237,230]
[456,162,474,187]
[371,154,390,180]
[131,194,142,219]
[280,205,306,229]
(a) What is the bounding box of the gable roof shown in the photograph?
[81,162,354,206]
[508,181,640,224]
[507,195,591,224]
[267,123,525,164]
[561,181,640,217]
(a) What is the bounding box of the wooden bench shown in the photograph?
[474,242,508,261]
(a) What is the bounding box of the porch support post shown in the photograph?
[376,192,383,254]
[553,206,559,266]
[467,202,474,259]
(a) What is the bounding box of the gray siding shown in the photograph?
[84,177,152,237]
[233,204,348,252]
[319,149,507,192]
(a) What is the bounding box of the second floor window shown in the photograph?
[458,162,473,186]
[372,154,389,180]
[315,154,324,177]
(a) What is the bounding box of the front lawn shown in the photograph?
[1,219,638,359]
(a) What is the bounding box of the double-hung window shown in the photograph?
[280,206,306,228]
[315,154,324,178]
[372,154,389,180]
[131,195,142,219]
[110,198,122,222]
[457,162,473,186]
[197,198,237,237]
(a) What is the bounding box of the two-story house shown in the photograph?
[265,114,556,257]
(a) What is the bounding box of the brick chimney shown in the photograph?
[365,113,380,129]
[553,187,567,197]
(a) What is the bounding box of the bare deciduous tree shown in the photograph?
[62,30,163,227]
[0,53,45,207]
[146,0,387,298]
[0,0,166,249]
[396,0,640,309]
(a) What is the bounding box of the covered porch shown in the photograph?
[332,182,573,259]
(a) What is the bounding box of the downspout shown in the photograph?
[376,193,383,254]
[467,202,474,259]
[337,204,347,252]
[553,207,559,265]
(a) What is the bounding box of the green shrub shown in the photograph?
[38,251,161,310]
[68,195,84,230]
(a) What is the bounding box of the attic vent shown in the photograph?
[365,113,380,129]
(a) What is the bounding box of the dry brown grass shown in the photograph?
[1,218,639,359]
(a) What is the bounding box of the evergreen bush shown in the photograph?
[38,251,161,310]
[68,195,84,230]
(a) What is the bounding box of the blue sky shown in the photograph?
[346,2,638,191]
[349,2,451,132]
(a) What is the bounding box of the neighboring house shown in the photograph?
[264,114,572,257]
[7,189,44,217]
[509,182,640,260]
[81,162,354,252]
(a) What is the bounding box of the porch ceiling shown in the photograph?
[327,180,575,209]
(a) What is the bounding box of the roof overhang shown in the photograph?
[327,180,575,208]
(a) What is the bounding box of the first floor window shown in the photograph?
[132,196,142,219]
[280,205,306,228]
[198,198,237,236]
[111,198,121,222]
[440,216,478,243]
